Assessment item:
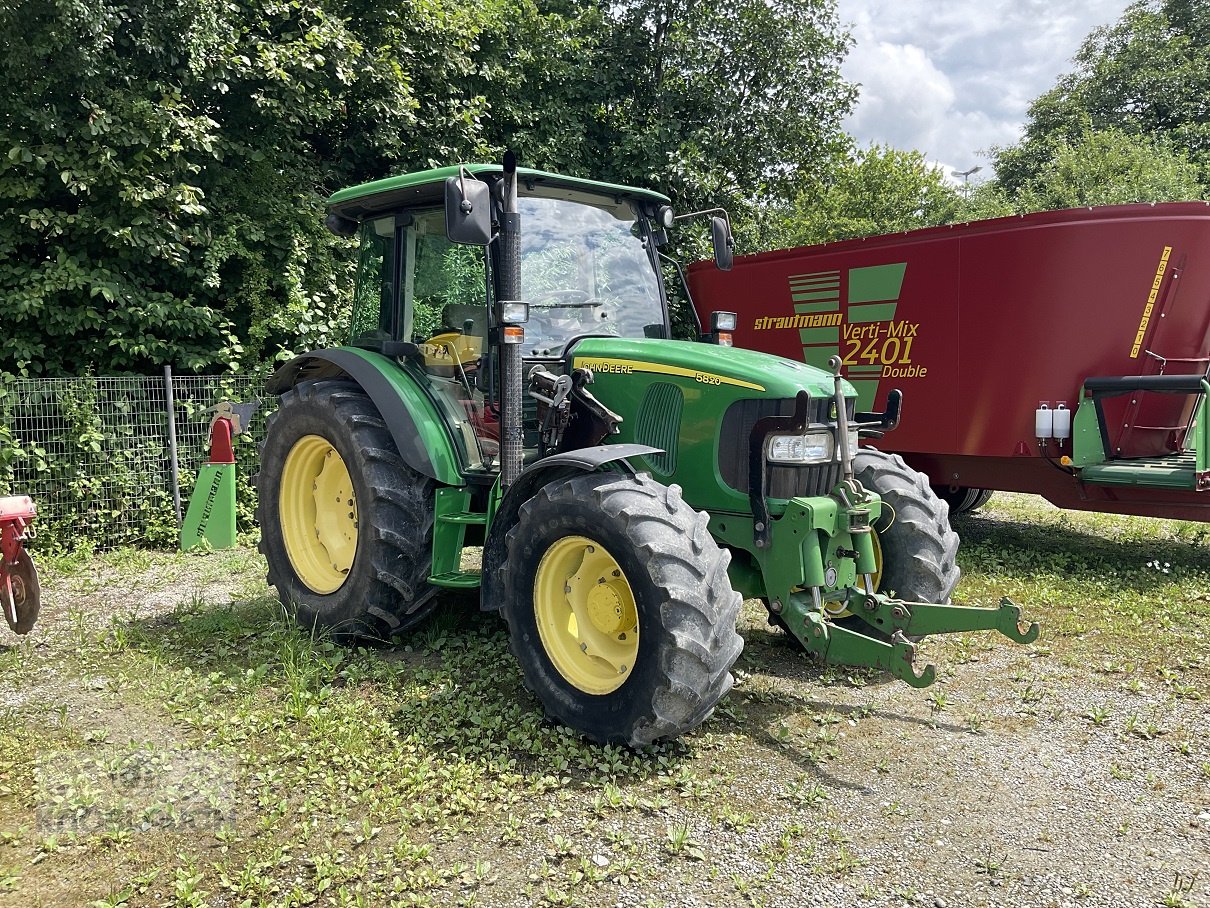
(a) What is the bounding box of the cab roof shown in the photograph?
[327,164,672,221]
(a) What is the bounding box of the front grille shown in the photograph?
[769,461,843,498]
[719,397,852,498]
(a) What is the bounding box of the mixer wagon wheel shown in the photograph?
[501,472,743,747]
[933,485,994,515]
[255,379,438,642]
[968,489,995,511]
[855,448,961,605]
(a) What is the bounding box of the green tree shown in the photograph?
[1009,127,1204,212]
[0,0,460,376]
[466,0,857,214]
[995,0,1210,196]
[1,0,858,375]
[755,144,961,250]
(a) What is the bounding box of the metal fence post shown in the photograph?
[164,365,183,529]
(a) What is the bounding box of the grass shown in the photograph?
[953,494,1210,679]
[0,492,1207,907]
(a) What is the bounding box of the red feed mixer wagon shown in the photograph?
[689,202,1210,522]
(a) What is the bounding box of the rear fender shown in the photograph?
[267,347,463,486]
[480,444,664,611]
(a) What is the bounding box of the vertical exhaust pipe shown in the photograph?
[498,152,524,488]
[829,355,855,485]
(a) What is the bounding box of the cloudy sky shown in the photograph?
[837,0,1133,180]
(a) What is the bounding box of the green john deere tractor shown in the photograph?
[257,155,1039,746]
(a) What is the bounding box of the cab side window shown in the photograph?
[347,216,395,345]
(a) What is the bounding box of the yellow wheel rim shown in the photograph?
[868,528,884,591]
[279,435,358,594]
[533,536,639,695]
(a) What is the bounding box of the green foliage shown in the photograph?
[755,145,962,249]
[1,0,857,376]
[466,0,856,215]
[1009,127,1205,212]
[0,0,431,376]
[990,0,1210,207]
[953,182,1018,222]
[0,374,265,552]
[0,377,174,548]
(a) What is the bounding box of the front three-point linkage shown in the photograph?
[779,589,1039,688]
[771,356,1040,687]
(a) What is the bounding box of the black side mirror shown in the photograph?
[445,176,492,245]
[324,212,358,238]
[711,216,734,272]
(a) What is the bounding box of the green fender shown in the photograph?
[266,347,464,486]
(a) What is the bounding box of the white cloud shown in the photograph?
[836,0,1133,180]
[846,40,955,156]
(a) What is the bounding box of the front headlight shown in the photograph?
[766,430,835,464]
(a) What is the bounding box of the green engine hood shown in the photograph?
[566,337,855,516]
[568,338,851,400]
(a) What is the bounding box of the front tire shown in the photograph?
[855,449,960,603]
[256,380,438,640]
[501,472,743,747]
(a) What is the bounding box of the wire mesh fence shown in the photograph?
[0,371,274,552]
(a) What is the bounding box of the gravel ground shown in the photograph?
[1,535,1207,908]
[445,618,1210,908]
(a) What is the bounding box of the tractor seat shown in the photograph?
[441,304,487,338]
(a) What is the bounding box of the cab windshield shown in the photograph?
[517,193,665,357]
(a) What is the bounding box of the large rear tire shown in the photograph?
[856,449,960,603]
[256,380,438,640]
[501,472,743,747]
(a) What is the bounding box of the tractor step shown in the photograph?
[436,511,489,525]
[431,489,488,589]
[428,570,482,589]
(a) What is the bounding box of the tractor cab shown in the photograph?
[325,164,685,475]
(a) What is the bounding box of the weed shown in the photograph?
[1161,871,1198,908]
[826,844,865,876]
[1085,706,1110,725]
[974,848,1005,877]
[784,777,829,808]
[664,823,705,861]
[717,804,755,831]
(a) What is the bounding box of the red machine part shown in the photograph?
[0,495,40,634]
[209,416,235,464]
[689,202,1210,521]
